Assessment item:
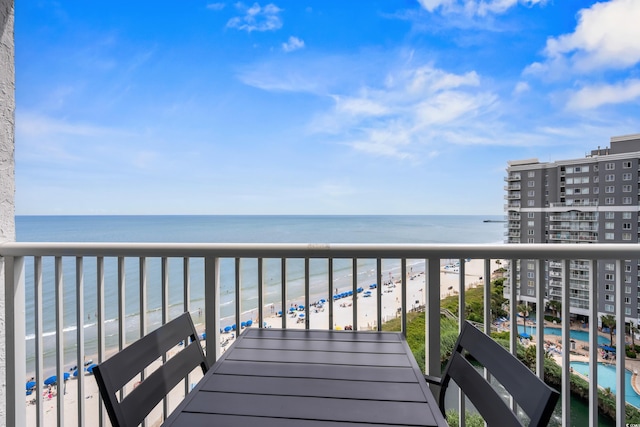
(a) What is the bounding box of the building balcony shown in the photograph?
[504,174,521,181]
[504,184,521,191]
[508,213,521,220]
[1,242,639,427]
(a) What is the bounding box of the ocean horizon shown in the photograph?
[16,215,505,372]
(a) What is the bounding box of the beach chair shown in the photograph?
[425,321,559,427]
[93,312,209,427]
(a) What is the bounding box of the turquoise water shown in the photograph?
[570,361,640,408]
[518,325,610,346]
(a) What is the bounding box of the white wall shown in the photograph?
[0,0,16,423]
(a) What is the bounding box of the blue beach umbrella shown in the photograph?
[224,325,232,333]
[369,283,377,289]
[241,321,247,329]
[319,299,326,304]
[519,333,532,339]
[357,287,364,293]
[86,364,98,374]
[289,307,296,312]
[298,305,304,311]
[298,312,305,318]
[26,381,36,391]
[246,319,252,327]
[201,332,206,340]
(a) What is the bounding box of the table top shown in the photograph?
[163,328,449,427]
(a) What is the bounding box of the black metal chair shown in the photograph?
[425,321,559,427]
[93,312,209,427]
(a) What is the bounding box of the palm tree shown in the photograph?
[630,321,637,351]
[548,300,561,318]
[601,314,616,346]
[518,303,530,335]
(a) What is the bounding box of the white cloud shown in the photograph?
[528,0,640,74]
[314,62,497,159]
[417,0,546,17]
[206,3,226,11]
[227,2,283,32]
[566,79,640,110]
[282,36,304,52]
[513,81,530,94]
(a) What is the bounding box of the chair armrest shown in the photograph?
[423,374,442,385]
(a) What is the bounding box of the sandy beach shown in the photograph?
[26,258,493,426]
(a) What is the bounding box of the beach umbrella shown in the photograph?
[289,307,296,312]
[277,311,283,316]
[231,324,237,331]
[298,305,304,311]
[86,364,98,374]
[357,287,364,293]
[44,373,69,386]
[319,299,326,304]
[201,333,206,340]
[369,283,377,289]
[519,333,532,339]
[241,321,247,329]
[246,319,252,327]
[26,381,36,391]
[224,325,232,333]
[298,313,305,318]
[333,295,339,300]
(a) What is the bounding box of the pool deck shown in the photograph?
[512,319,640,397]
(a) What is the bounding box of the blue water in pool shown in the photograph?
[570,361,640,408]
[517,325,610,346]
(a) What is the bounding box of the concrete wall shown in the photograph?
[0,0,15,423]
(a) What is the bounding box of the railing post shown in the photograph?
[4,256,25,427]
[425,258,440,389]
[204,257,220,365]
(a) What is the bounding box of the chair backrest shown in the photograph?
[93,312,209,427]
[438,321,559,427]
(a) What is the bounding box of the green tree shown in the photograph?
[518,303,530,335]
[548,300,561,318]
[601,314,616,346]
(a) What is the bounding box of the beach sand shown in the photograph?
[26,258,495,426]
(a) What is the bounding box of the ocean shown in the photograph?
[16,215,504,372]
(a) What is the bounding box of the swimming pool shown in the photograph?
[517,325,610,346]
[570,361,640,408]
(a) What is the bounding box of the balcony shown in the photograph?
[2,242,640,427]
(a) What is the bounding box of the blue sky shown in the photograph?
[16,0,640,215]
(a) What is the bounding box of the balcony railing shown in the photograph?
[2,242,640,427]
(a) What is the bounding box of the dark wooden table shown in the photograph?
[162,328,449,427]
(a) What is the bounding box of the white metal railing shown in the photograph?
[3,242,640,427]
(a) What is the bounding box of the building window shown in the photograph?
[528,229,534,235]
[605,294,614,302]
[566,167,573,174]
[605,263,615,270]
[594,175,599,183]
[605,273,615,281]
[593,187,599,194]
[605,304,614,312]
[527,238,534,243]
[626,275,632,283]
[528,280,535,286]
[605,283,613,291]
[605,232,615,240]
[528,171,535,177]
[527,272,534,278]
[625,264,632,272]
[528,180,535,187]
[623,197,632,204]
[527,200,535,206]
[623,173,632,181]
[626,307,632,315]
[623,161,632,168]
[527,212,534,218]
[623,233,632,241]
[605,197,615,205]
[605,222,615,229]
[605,162,615,170]
[605,212,615,219]
[623,223,632,230]
[605,186,615,193]
[528,190,535,197]
[527,220,534,227]
[527,289,535,296]
[623,212,632,219]
[606,174,615,182]
[623,185,632,192]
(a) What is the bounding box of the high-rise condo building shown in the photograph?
[504,133,640,323]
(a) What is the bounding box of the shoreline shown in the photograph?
[26,258,493,426]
